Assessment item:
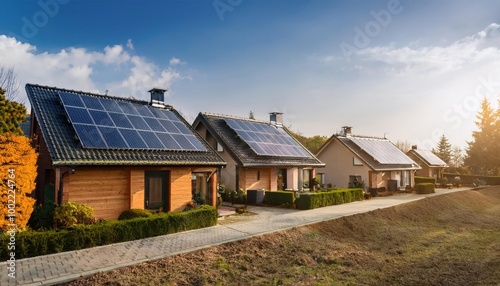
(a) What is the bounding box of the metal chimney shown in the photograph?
[148,88,167,107]
[342,126,352,137]
[269,112,284,125]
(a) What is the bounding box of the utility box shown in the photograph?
[387,180,398,192]
[247,190,265,205]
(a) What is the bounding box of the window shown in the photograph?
[348,175,363,188]
[257,170,260,181]
[353,157,363,166]
[315,173,325,185]
[216,142,223,152]
[192,173,212,205]
[303,169,311,188]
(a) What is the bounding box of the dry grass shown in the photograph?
[64,187,500,286]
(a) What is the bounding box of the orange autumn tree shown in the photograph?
[0,88,37,231]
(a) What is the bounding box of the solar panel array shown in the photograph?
[413,149,447,166]
[58,91,206,151]
[223,118,310,157]
[349,137,415,164]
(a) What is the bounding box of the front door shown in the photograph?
[277,169,287,190]
[145,171,169,211]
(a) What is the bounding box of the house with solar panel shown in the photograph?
[406,146,448,180]
[192,112,324,193]
[26,84,226,220]
[316,127,420,193]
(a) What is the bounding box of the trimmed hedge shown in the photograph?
[0,206,217,260]
[295,188,364,210]
[415,176,436,184]
[263,191,295,206]
[118,209,154,220]
[415,183,435,194]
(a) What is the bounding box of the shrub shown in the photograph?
[118,209,154,220]
[415,183,435,194]
[263,191,295,207]
[54,202,96,228]
[415,176,436,184]
[295,188,363,210]
[28,184,56,230]
[0,205,218,260]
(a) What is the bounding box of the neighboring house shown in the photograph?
[192,112,325,192]
[26,84,226,220]
[20,114,31,137]
[406,146,448,179]
[316,127,420,191]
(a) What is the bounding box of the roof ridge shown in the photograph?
[337,134,388,140]
[27,83,167,107]
[201,112,272,125]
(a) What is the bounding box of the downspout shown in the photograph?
[58,168,75,205]
[58,171,69,205]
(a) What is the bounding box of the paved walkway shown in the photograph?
[1,187,473,285]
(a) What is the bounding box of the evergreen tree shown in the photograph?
[0,88,27,135]
[434,134,452,164]
[464,97,497,175]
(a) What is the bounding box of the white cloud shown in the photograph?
[169,57,186,66]
[0,35,185,104]
[105,56,181,99]
[354,23,500,76]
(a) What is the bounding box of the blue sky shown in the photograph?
[1,0,500,151]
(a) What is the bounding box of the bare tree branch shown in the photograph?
[0,64,22,103]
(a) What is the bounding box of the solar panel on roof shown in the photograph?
[89,110,114,126]
[66,107,93,124]
[128,115,151,130]
[100,98,122,113]
[223,118,311,158]
[99,126,128,148]
[59,92,84,107]
[82,96,104,110]
[58,91,206,151]
[109,113,133,128]
[73,124,107,148]
[414,149,447,166]
[349,137,415,165]
[118,129,148,149]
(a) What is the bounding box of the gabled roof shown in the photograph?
[26,84,226,166]
[407,148,448,167]
[20,114,30,137]
[318,134,420,171]
[193,112,324,167]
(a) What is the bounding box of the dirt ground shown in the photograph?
[64,187,500,286]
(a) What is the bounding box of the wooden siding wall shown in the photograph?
[239,167,271,190]
[63,169,130,220]
[61,166,218,220]
[170,167,192,211]
[130,169,144,209]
